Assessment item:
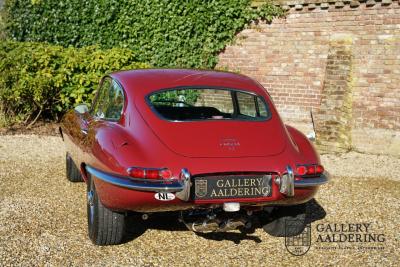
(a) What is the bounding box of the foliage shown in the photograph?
[0,41,148,123]
[0,7,6,41]
[149,89,201,107]
[4,0,283,69]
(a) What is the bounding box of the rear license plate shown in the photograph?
[193,175,272,200]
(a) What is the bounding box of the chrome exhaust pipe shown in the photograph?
[217,219,246,232]
[189,219,220,233]
[183,217,247,233]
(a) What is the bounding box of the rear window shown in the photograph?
[147,88,270,121]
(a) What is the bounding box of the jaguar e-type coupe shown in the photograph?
[60,69,329,245]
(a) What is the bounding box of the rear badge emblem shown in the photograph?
[195,180,208,198]
[220,138,240,151]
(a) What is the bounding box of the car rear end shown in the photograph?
[85,70,329,244]
[94,86,326,221]
[133,85,327,206]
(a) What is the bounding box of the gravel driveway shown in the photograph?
[0,135,399,266]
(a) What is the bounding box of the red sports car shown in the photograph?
[61,69,329,245]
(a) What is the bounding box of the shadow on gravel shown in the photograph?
[305,198,327,224]
[196,232,262,244]
[123,212,262,245]
[123,212,187,243]
[122,199,326,244]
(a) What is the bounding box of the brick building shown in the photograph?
[218,0,400,155]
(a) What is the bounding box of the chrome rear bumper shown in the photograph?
[294,173,330,187]
[277,166,330,197]
[85,165,191,201]
[86,165,329,202]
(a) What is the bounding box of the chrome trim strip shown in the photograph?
[85,165,185,193]
[294,172,330,187]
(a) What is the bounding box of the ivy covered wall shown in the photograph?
[4,0,282,68]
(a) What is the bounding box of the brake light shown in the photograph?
[307,165,316,175]
[127,167,172,179]
[129,168,145,178]
[296,166,307,176]
[160,169,173,179]
[296,164,324,176]
[146,169,159,179]
[316,165,324,174]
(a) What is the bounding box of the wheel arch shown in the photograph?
[80,162,89,183]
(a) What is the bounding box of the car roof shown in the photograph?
[109,69,267,97]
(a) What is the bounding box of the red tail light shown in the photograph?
[159,169,172,179]
[296,164,324,176]
[146,169,160,179]
[316,165,324,174]
[307,165,316,175]
[127,167,172,180]
[296,166,307,176]
[129,168,145,178]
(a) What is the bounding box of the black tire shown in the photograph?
[66,153,83,182]
[87,174,125,245]
[262,203,307,237]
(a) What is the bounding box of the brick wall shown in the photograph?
[196,90,234,113]
[314,37,354,152]
[217,0,400,155]
[196,89,261,116]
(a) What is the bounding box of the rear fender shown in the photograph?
[285,125,320,164]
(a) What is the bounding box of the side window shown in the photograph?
[237,92,257,117]
[257,97,268,117]
[236,91,269,119]
[91,78,124,121]
[92,78,112,118]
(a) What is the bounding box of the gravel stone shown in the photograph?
[0,135,399,266]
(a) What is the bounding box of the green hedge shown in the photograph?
[4,0,283,68]
[0,41,148,123]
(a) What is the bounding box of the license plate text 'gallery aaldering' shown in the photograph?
[194,175,272,200]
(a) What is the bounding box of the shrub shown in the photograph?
[0,41,148,123]
[0,10,6,41]
[4,0,283,68]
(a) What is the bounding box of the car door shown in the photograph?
[84,77,126,169]
[62,77,125,167]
